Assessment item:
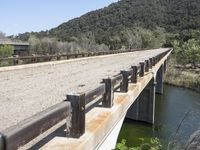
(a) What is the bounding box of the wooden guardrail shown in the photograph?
[0,48,152,67]
[0,49,171,150]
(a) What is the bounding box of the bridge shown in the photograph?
[0,48,172,150]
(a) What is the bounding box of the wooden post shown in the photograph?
[131,66,138,83]
[149,58,153,69]
[31,57,36,63]
[57,55,61,60]
[13,58,19,65]
[66,93,85,138]
[120,71,129,92]
[152,57,155,66]
[145,60,149,72]
[102,78,114,108]
[156,56,159,64]
[66,55,70,59]
[0,133,5,150]
[139,62,145,77]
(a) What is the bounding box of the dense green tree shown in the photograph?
[173,39,200,67]
[183,39,200,67]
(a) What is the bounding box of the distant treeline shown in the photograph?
[7,0,200,65]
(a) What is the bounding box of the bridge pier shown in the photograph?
[155,64,164,94]
[126,78,155,124]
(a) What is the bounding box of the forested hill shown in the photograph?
[48,0,200,37]
[49,0,165,40]
[16,0,200,49]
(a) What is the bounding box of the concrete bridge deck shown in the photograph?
[0,48,169,131]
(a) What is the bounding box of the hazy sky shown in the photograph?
[0,0,119,36]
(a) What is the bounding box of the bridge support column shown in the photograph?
[126,78,155,124]
[156,65,164,94]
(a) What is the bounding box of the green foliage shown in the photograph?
[15,0,200,49]
[116,138,162,150]
[0,45,14,58]
[173,39,200,67]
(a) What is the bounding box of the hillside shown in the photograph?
[48,0,199,39]
[16,0,200,50]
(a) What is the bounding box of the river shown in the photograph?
[117,85,200,149]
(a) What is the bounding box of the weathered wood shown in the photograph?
[102,78,114,108]
[131,66,138,83]
[149,58,153,69]
[56,55,61,60]
[85,97,103,113]
[145,60,150,72]
[2,102,70,150]
[13,58,19,65]
[152,57,156,66]
[85,84,105,105]
[139,62,145,77]
[0,133,5,150]
[67,93,85,138]
[112,74,123,89]
[120,71,129,92]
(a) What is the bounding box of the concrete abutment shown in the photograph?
[156,64,164,94]
[126,78,156,124]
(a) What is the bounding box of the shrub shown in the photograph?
[0,45,14,58]
[116,138,162,150]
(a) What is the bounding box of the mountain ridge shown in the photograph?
[16,0,200,47]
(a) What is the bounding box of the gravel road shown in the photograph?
[0,48,169,131]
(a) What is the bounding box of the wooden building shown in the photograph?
[0,40,29,56]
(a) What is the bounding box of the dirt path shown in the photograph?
[0,48,169,131]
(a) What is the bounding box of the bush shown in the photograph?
[173,38,200,67]
[0,45,14,58]
[116,138,163,150]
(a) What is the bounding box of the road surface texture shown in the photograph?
[0,48,168,131]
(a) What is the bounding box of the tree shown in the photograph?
[28,35,43,54]
[0,45,14,58]
[0,31,7,40]
[173,39,200,67]
[183,39,200,67]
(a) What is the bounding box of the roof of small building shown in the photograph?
[0,40,29,46]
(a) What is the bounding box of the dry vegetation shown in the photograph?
[164,56,200,92]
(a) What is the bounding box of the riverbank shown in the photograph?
[164,57,200,93]
[117,85,200,150]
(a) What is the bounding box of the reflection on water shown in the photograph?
[117,85,200,149]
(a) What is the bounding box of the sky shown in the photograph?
[0,0,119,36]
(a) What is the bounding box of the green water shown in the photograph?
[117,85,200,149]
